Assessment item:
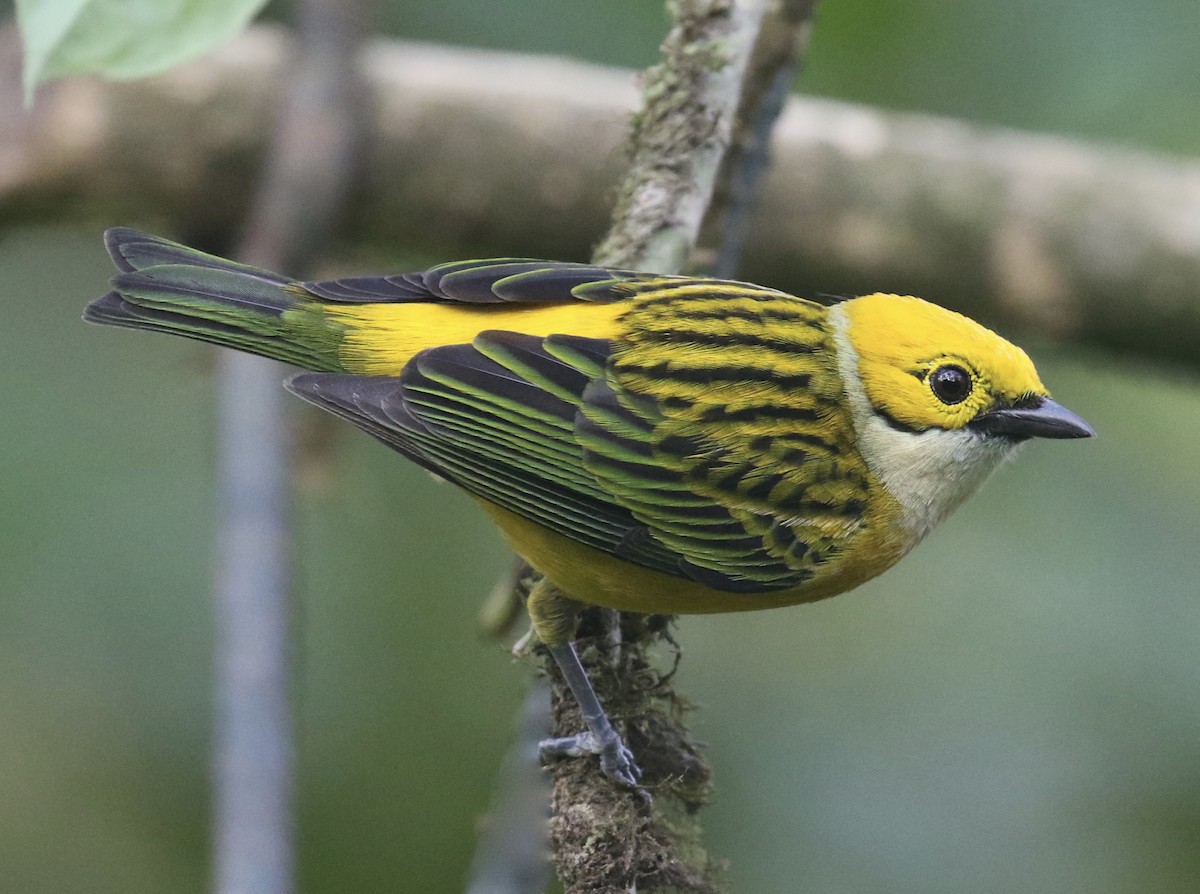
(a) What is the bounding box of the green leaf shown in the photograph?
[15,0,269,102]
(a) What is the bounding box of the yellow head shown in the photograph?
[828,293,1092,538]
[841,293,1048,432]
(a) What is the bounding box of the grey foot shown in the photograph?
[539,731,642,787]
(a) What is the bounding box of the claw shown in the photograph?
[539,731,642,787]
[600,741,641,787]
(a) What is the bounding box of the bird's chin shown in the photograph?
[856,424,1017,538]
[983,430,1032,445]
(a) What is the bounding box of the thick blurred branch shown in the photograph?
[4,27,1200,365]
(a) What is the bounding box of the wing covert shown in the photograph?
[300,260,658,305]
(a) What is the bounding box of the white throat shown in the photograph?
[828,306,1022,538]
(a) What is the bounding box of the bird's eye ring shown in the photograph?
[929,364,972,405]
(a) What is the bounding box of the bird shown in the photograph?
[85,227,1094,786]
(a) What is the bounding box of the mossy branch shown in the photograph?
[591,0,769,272]
[539,3,814,892]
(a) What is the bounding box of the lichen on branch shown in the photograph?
[593,0,768,273]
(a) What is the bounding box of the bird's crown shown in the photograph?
[841,293,1047,432]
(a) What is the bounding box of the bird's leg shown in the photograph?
[528,581,641,787]
[539,640,642,786]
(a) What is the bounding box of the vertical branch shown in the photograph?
[694,0,819,277]
[464,680,556,894]
[591,0,770,272]
[465,561,555,894]
[212,2,368,893]
[542,2,816,893]
[214,351,294,894]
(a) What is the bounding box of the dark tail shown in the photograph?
[85,229,341,371]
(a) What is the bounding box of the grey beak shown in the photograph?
[969,397,1096,440]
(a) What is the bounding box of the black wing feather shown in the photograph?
[301,259,641,305]
[284,336,685,577]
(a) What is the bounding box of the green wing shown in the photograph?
[288,329,825,593]
[287,332,687,577]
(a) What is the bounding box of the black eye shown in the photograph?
[929,364,972,405]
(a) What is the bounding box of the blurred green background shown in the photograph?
[3,1,1200,892]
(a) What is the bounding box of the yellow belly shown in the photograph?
[479,498,914,615]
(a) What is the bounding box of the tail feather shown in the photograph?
[86,228,342,371]
[84,291,329,369]
[104,228,289,283]
[111,265,296,317]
